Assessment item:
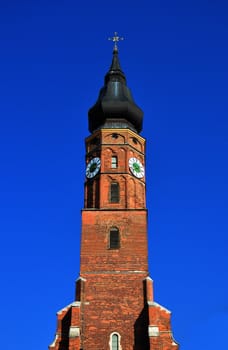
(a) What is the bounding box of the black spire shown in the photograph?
[88,46,143,133]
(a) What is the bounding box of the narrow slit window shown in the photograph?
[111,156,118,168]
[109,228,120,249]
[110,182,119,203]
[87,182,93,208]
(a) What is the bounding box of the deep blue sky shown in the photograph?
[0,1,228,349]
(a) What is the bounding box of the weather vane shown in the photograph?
[108,32,124,50]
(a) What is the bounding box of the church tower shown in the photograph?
[49,37,179,350]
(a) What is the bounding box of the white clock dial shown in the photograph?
[129,157,144,178]
[86,157,101,178]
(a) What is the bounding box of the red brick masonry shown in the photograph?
[49,128,179,350]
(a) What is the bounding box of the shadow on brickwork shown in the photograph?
[133,279,150,350]
[57,308,71,350]
[133,305,150,350]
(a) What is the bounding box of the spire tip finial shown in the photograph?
[108,32,124,52]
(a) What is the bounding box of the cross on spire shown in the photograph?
[108,32,124,51]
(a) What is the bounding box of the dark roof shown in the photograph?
[88,47,143,133]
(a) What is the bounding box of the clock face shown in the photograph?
[129,157,144,178]
[86,157,101,178]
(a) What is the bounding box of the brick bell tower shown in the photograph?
[49,38,179,350]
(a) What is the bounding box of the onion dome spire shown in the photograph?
[88,33,143,134]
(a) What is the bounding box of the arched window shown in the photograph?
[112,334,119,350]
[109,228,120,249]
[110,182,119,203]
[110,333,120,350]
[111,156,118,168]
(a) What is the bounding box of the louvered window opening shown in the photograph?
[110,229,120,249]
[110,183,119,203]
[111,156,118,168]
